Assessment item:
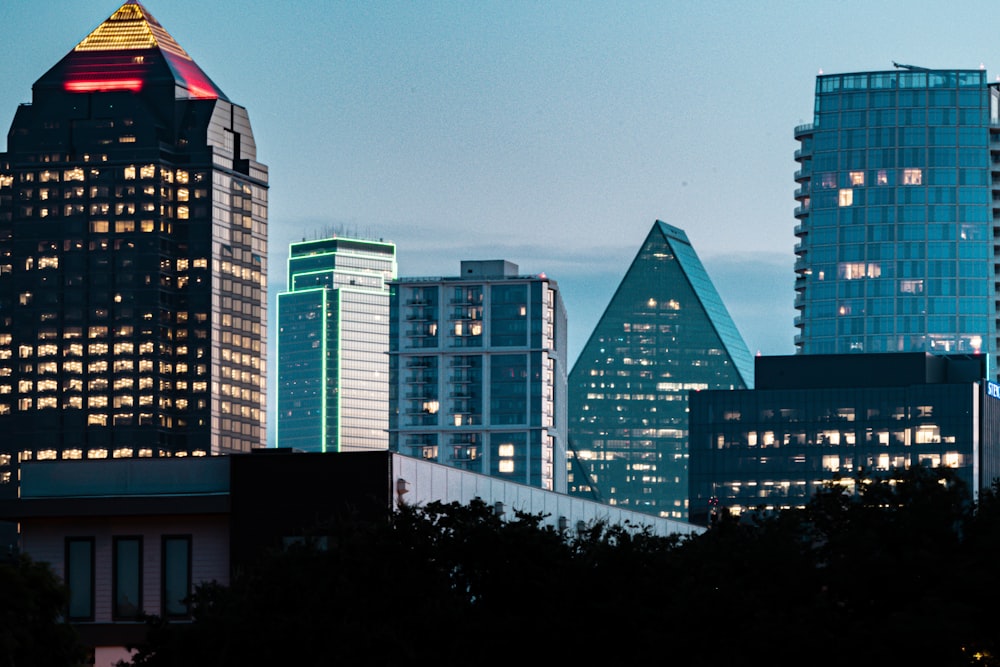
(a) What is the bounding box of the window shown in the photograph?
[838,189,853,207]
[162,536,191,618]
[66,538,94,620]
[849,171,865,186]
[902,168,923,185]
[114,537,142,619]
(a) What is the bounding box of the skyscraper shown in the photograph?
[276,236,396,452]
[0,1,267,496]
[794,67,997,374]
[567,221,753,519]
[388,260,567,492]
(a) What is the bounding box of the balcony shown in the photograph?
[793,123,815,139]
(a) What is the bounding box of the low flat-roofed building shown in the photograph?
[688,352,1000,526]
[1,450,702,667]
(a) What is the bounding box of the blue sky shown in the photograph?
[3,0,998,426]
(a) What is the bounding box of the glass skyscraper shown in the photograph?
[0,1,268,497]
[794,67,998,374]
[567,221,753,520]
[389,260,567,492]
[276,237,396,452]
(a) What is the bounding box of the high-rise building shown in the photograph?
[388,260,567,492]
[276,236,396,452]
[0,1,268,497]
[567,221,753,520]
[794,67,998,375]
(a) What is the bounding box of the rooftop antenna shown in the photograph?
[892,61,929,71]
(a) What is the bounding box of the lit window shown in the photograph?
[498,444,516,457]
[498,460,515,473]
[849,171,864,186]
[902,168,922,185]
[838,189,853,207]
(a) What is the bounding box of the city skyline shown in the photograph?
[6,1,1000,445]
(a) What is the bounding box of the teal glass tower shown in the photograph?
[567,221,753,519]
[794,67,998,375]
[276,237,396,452]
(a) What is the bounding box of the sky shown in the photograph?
[2,0,998,441]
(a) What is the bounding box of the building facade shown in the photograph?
[567,221,754,520]
[276,236,396,452]
[0,0,267,500]
[793,67,998,375]
[688,352,1000,525]
[1,450,701,666]
[389,260,568,492]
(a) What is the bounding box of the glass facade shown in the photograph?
[794,68,999,373]
[567,221,753,520]
[0,1,268,499]
[276,237,397,452]
[389,260,567,492]
[688,353,987,526]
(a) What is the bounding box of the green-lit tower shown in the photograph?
[276,237,396,452]
[567,221,753,520]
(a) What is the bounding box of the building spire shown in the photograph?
[50,0,227,100]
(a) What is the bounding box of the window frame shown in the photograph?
[65,536,95,621]
[161,535,192,619]
[112,535,143,620]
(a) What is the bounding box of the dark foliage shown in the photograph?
[0,553,86,667]
[122,467,1000,667]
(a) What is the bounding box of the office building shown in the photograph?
[567,221,753,520]
[389,260,567,492]
[276,236,396,452]
[793,67,998,374]
[0,1,268,499]
[688,352,1000,525]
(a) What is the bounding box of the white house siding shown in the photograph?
[20,513,230,623]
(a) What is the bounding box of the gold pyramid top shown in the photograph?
[55,0,226,100]
[74,1,192,62]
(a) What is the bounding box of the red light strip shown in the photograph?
[64,78,144,93]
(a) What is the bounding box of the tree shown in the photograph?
[0,553,85,667]
[122,467,1000,667]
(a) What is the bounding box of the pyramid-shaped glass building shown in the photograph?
[567,221,753,519]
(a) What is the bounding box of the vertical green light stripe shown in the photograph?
[320,289,328,452]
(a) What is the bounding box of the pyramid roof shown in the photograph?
[42,1,227,101]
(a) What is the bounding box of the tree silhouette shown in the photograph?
[122,468,1000,667]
